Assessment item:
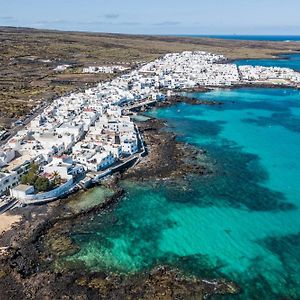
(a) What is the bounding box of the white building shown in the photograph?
[10,184,35,199]
[43,156,84,179]
[55,123,84,142]
[0,149,16,168]
[0,172,19,195]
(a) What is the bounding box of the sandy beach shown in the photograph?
[0,213,21,236]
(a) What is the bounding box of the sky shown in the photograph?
[1,0,300,35]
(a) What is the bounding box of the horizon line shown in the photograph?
[1,25,300,37]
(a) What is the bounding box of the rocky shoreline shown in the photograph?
[177,82,300,93]
[160,94,224,107]
[124,117,212,181]
[0,96,240,299]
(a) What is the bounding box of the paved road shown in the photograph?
[0,199,18,214]
[0,101,50,147]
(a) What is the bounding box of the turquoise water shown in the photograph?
[65,88,300,299]
[235,53,300,71]
[67,187,114,213]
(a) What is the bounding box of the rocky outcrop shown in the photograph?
[124,118,212,181]
[77,266,240,299]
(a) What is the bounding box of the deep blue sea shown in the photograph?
[173,35,300,42]
[62,87,300,299]
[173,34,300,70]
[234,53,300,71]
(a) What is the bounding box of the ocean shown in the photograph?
[234,53,300,71]
[172,35,300,42]
[174,35,300,71]
[61,87,300,299]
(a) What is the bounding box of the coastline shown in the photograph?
[1,80,300,298]
[124,117,212,181]
[227,50,300,63]
[0,95,240,299]
[178,82,300,93]
[1,84,300,297]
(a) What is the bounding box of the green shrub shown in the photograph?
[34,177,51,192]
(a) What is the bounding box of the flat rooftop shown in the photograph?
[12,184,33,192]
[4,154,33,172]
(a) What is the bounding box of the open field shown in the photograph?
[0,26,300,126]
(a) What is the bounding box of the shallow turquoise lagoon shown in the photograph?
[65,88,300,299]
[234,53,300,71]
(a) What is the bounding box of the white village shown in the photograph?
[1,51,300,210]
